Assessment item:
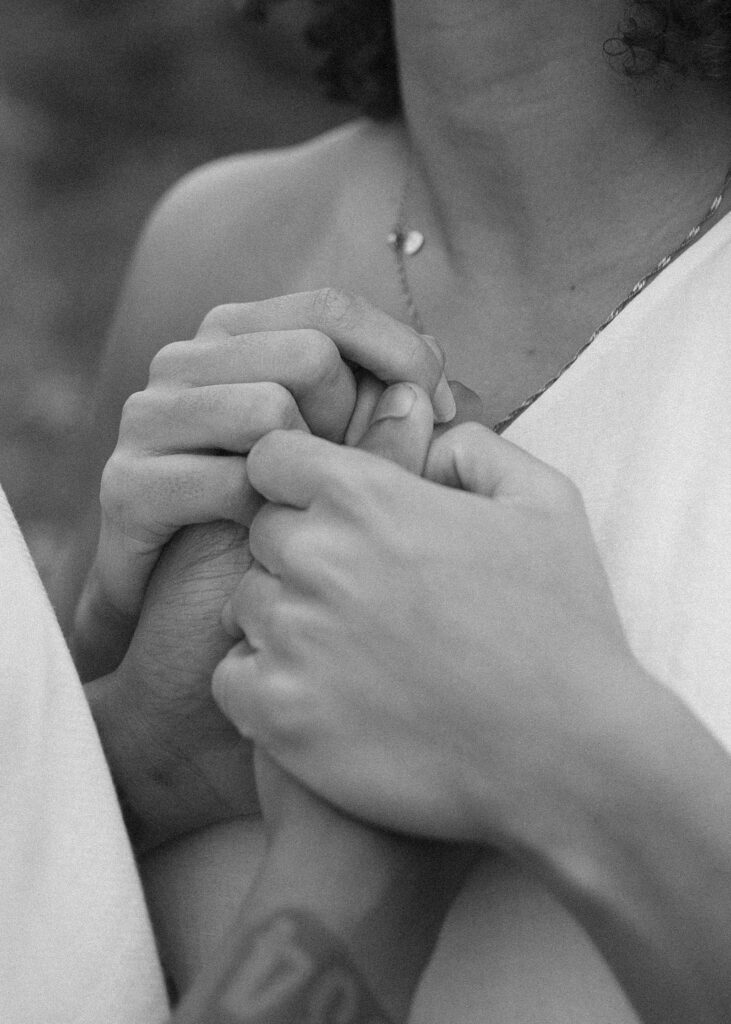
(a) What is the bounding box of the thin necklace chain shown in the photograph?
[388,164,731,433]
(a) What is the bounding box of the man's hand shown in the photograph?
[87,520,257,851]
[73,291,454,680]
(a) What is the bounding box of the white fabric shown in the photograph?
[0,486,168,1024]
[505,209,731,750]
[410,205,731,1024]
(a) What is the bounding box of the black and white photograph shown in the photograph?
[0,2,729,1022]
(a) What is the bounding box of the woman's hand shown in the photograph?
[73,290,453,679]
[213,417,638,845]
[212,410,731,1024]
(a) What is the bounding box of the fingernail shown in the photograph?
[433,376,457,423]
[370,383,417,423]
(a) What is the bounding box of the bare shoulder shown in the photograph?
[62,118,402,614]
[88,116,402,463]
[116,117,397,354]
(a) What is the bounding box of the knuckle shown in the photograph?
[447,421,489,456]
[402,330,441,385]
[255,671,312,750]
[279,527,312,569]
[122,388,186,450]
[147,341,189,385]
[310,287,357,331]
[259,382,300,429]
[118,390,146,431]
[296,329,341,389]
[99,453,135,523]
[211,656,245,724]
[550,472,584,511]
[101,452,175,532]
[198,303,241,336]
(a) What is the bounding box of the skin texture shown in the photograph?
[60,0,731,634]
[69,0,731,1020]
[86,520,258,851]
[84,332,450,850]
[90,383,474,1020]
[171,750,474,1024]
[214,420,631,840]
[73,291,452,679]
[213,411,731,1024]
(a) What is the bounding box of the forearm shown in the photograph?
[172,829,473,1023]
[516,664,731,1024]
[171,906,398,1024]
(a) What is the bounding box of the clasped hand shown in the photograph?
[213,401,644,854]
[85,291,456,846]
[86,288,454,663]
[89,283,641,862]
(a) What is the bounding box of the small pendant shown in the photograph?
[388,228,425,257]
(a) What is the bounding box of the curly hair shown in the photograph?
[255,1,731,119]
[606,1,731,79]
[305,0,400,119]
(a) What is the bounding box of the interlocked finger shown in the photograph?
[123,381,309,454]
[221,558,285,654]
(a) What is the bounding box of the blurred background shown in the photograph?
[0,0,348,596]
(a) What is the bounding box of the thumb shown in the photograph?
[357,382,434,475]
[426,422,573,505]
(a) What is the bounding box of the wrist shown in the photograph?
[475,648,661,858]
[512,663,731,1024]
[511,659,719,873]
[173,907,403,1024]
[257,825,473,1020]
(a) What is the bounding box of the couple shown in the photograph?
[5,0,731,1022]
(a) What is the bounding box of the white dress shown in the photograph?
[0,486,168,1024]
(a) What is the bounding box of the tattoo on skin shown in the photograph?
[179,910,395,1024]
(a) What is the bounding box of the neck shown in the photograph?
[392,0,731,282]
